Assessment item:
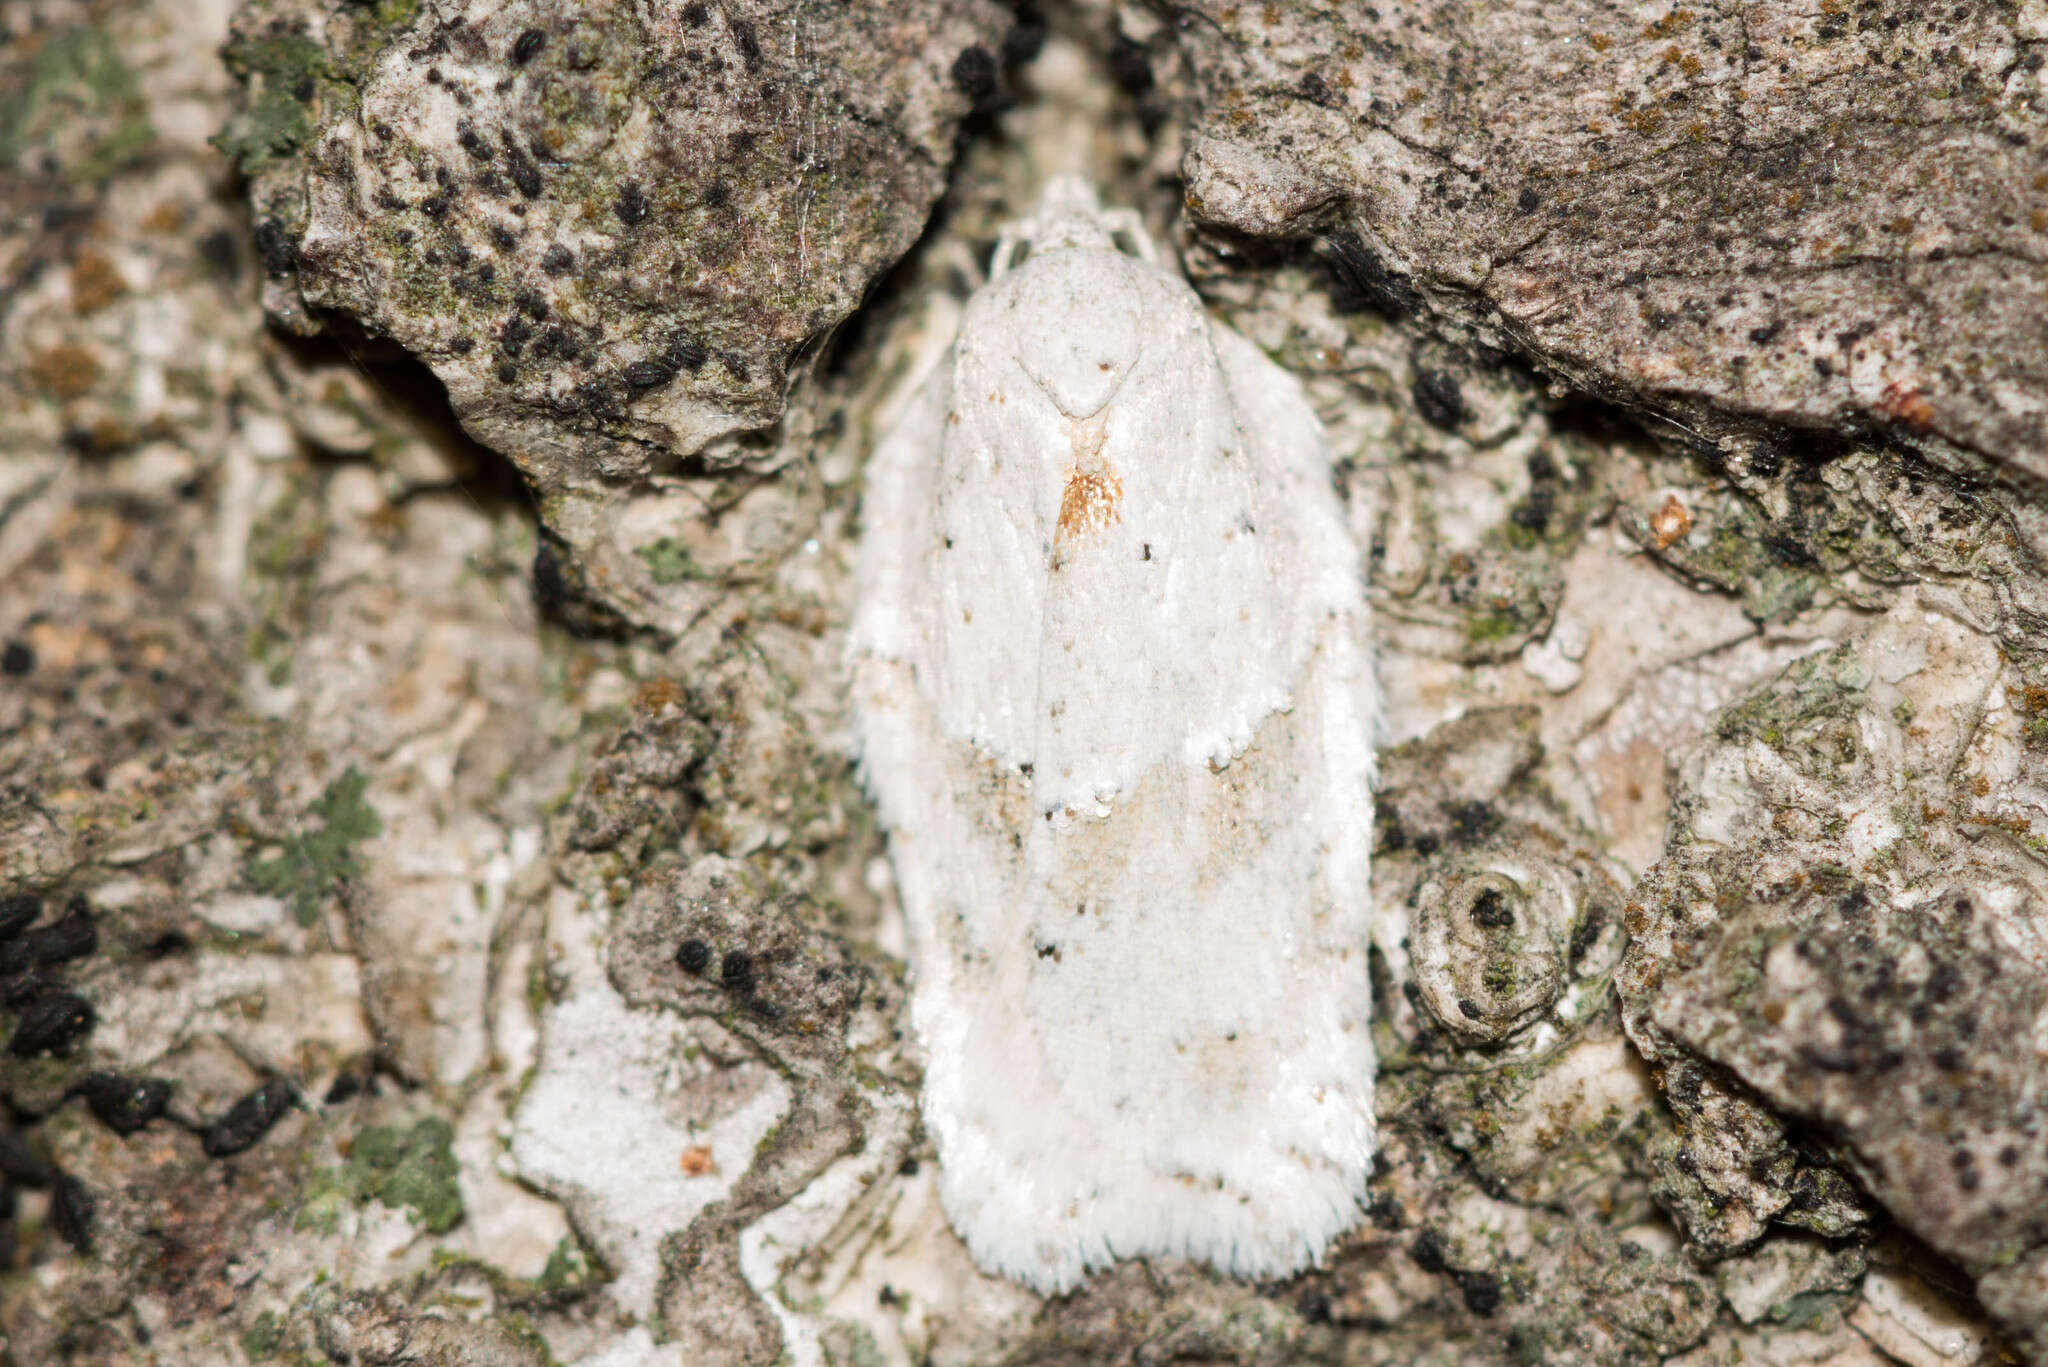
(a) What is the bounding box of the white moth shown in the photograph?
[851,178,1377,1293]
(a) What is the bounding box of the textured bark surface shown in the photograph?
[227,0,1007,492]
[1172,0,2048,477]
[2,2,2047,1365]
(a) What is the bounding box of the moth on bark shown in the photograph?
[851,178,1377,1293]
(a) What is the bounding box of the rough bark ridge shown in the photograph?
[2,2,2046,1365]
[1173,0,2048,476]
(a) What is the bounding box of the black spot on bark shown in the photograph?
[0,896,38,939]
[1368,1191,1405,1229]
[456,119,491,161]
[666,335,709,373]
[1326,233,1419,316]
[24,910,94,967]
[1458,1270,1502,1316]
[0,1128,54,1186]
[721,951,756,994]
[198,228,241,280]
[80,1074,172,1135]
[1448,800,1497,842]
[200,1078,299,1157]
[625,359,675,390]
[253,218,298,279]
[952,45,998,104]
[1106,34,1154,95]
[731,20,761,70]
[1471,888,1514,928]
[9,991,94,1057]
[1511,484,1555,533]
[50,1175,92,1252]
[1003,6,1048,65]
[505,145,542,198]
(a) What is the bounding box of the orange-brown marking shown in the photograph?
[1648,494,1693,550]
[25,343,101,400]
[1055,415,1121,544]
[1058,467,1123,538]
[69,248,127,315]
[1877,379,1935,432]
[635,677,686,713]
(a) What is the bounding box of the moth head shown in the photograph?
[1012,255,1144,420]
[992,177,1156,274]
[1026,175,1114,253]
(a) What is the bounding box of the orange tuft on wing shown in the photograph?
[1057,467,1123,539]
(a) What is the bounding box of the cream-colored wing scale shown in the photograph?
[851,178,1376,1294]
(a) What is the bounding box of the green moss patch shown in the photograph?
[213,31,329,174]
[349,1117,464,1234]
[245,768,383,926]
[0,28,152,183]
[635,537,709,585]
[300,1117,464,1236]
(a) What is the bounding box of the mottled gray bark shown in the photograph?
[2,2,2045,1365]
